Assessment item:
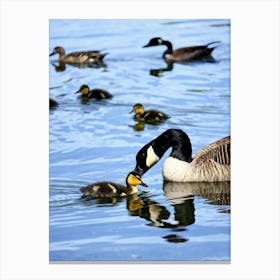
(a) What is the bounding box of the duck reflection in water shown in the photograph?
[50,60,107,72]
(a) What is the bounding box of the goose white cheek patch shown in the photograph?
[146,146,160,168]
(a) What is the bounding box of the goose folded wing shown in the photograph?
[192,136,230,165]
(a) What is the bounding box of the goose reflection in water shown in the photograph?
[126,191,194,244]
[148,57,217,77]
[149,61,174,77]
[127,181,230,225]
[81,181,230,244]
[163,181,230,208]
[127,181,230,243]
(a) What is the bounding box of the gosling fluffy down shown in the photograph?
[74,84,113,100]
[130,103,169,123]
[80,171,147,200]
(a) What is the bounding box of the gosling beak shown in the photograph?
[74,89,80,94]
[129,109,134,114]
[49,52,55,57]
[140,181,148,187]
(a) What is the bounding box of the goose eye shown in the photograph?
[140,151,146,160]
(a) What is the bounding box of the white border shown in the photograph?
[1,0,279,279]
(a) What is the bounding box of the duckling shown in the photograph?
[74,84,113,100]
[49,46,108,64]
[80,171,147,200]
[143,37,220,62]
[130,103,169,124]
[49,98,58,109]
[134,129,230,182]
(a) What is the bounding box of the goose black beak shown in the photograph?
[49,52,55,57]
[143,44,150,48]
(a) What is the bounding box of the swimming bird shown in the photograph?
[74,84,113,100]
[80,171,147,200]
[49,98,58,109]
[130,103,169,123]
[133,129,230,182]
[49,46,108,64]
[143,37,220,62]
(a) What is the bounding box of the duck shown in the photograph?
[80,171,147,200]
[130,103,169,123]
[133,129,230,182]
[49,98,58,109]
[49,46,108,64]
[74,84,113,100]
[143,37,220,62]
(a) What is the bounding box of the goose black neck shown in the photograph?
[162,40,173,56]
[134,129,192,176]
[152,129,192,162]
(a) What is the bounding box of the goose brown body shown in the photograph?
[134,129,230,182]
[143,37,219,62]
[49,46,108,64]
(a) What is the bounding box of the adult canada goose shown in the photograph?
[80,171,147,200]
[143,37,219,62]
[130,103,169,124]
[74,84,113,100]
[134,129,230,182]
[49,46,108,64]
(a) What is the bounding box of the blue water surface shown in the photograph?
[49,19,230,262]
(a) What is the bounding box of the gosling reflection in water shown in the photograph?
[127,195,195,228]
[130,121,163,132]
[126,192,194,244]
[81,193,144,208]
[127,181,230,229]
